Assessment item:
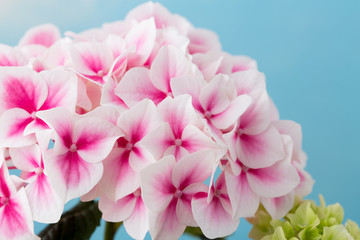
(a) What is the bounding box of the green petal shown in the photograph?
[287,202,320,230]
[321,225,353,240]
[346,220,360,240]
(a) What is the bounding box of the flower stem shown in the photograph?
[104,221,122,240]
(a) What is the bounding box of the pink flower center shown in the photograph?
[125,142,133,151]
[214,189,221,198]
[204,111,212,119]
[30,112,37,119]
[236,128,244,136]
[242,165,249,172]
[69,143,77,152]
[34,167,43,175]
[0,197,9,206]
[174,139,182,147]
[97,70,105,77]
[174,189,182,198]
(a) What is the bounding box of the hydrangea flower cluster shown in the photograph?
[248,196,360,240]
[0,2,314,239]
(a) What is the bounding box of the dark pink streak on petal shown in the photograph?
[0,166,10,197]
[81,53,106,75]
[240,134,264,157]
[4,77,38,113]
[247,168,278,184]
[130,122,145,143]
[0,200,27,238]
[0,57,13,66]
[59,152,89,187]
[8,117,33,137]
[75,132,102,151]
[26,31,57,47]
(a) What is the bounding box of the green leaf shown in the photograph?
[39,201,102,240]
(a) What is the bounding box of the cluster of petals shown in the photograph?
[0,2,314,239]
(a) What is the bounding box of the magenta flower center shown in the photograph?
[174,189,182,198]
[125,142,133,151]
[174,139,182,147]
[69,143,77,152]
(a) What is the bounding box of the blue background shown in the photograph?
[1,0,359,239]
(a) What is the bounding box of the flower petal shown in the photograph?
[45,150,103,202]
[100,148,140,201]
[115,67,167,107]
[99,193,137,222]
[148,199,186,240]
[0,67,47,114]
[24,174,65,223]
[237,125,285,169]
[172,150,217,190]
[247,158,300,198]
[211,94,252,130]
[261,192,295,219]
[192,192,239,239]
[74,117,122,163]
[125,18,156,67]
[123,196,149,240]
[140,155,176,213]
[0,109,35,148]
[225,169,260,218]
[19,24,60,47]
[38,69,78,111]
[150,45,194,93]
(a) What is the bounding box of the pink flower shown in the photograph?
[141,151,218,239]
[225,135,300,219]
[0,67,78,147]
[36,107,122,201]
[140,95,225,161]
[100,188,148,240]
[0,156,38,240]
[192,172,239,239]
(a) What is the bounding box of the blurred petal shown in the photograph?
[126,18,156,66]
[19,24,60,47]
[261,192,295,219]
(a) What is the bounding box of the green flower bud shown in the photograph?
[321,225,353,240]
[287,202,320,230]
[248,195,359,240]
[345,220,360,240]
